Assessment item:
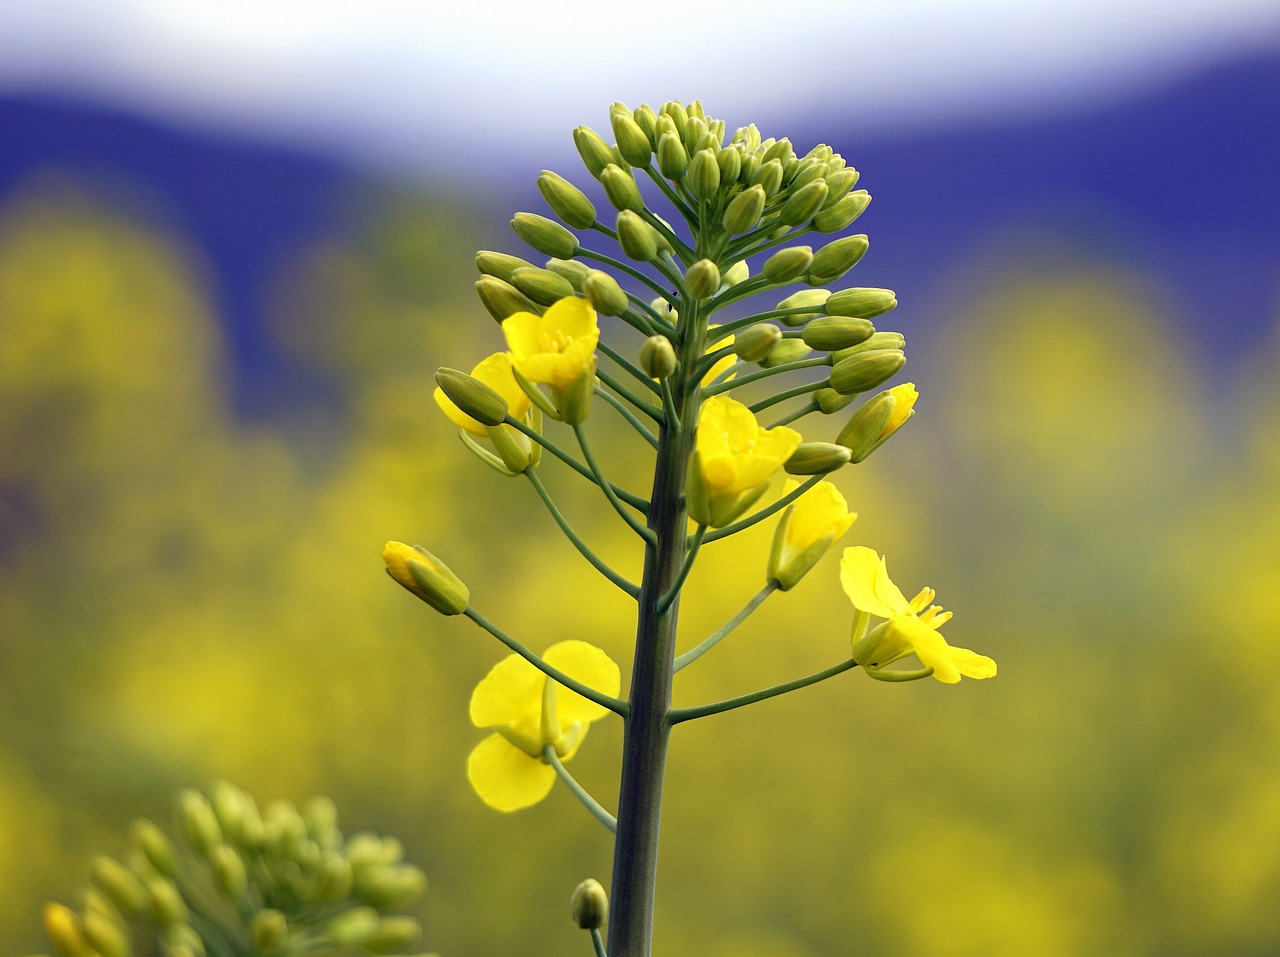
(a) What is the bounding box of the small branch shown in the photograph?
[658,525,706,614]
[595,385,659,449]
[674,582,778,672]
[504,415,650,515]
[590,928,609,957]
[701,473,825,544]
[668,657,861,724]
[701,357,832,397]
[545,745,618,833]
[768,400,820,429]
[574,424,657,544]
[749,377,830,414]
[578,248,673,303]
[642,164,697,228]
[525,470,641,598]
[598,340,662,394]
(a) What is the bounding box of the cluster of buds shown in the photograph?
[36,782,429,957]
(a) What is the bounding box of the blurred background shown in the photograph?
[3,2,1280,954]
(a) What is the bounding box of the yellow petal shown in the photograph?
[948,646,998,680]
[883,382,918,435]
[543,295,598,339]
[470,352,531,420]
[469,654,544,733]
[466,734,557,812]
[542,641,621,727]
[839,547,909,618]
[433,385,488,436]
[501,311,543,356]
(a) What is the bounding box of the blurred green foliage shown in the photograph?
[2,171,1278,956]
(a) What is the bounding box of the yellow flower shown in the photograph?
[767,480,857,590]
[434,353,531,437]
[502,296,600,391]
[688,395,803,528]
[840,546,996,683]
[467,641,620,812]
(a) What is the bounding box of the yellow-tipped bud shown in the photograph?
[250,910,288,952]
[582,269,629,316]
[571,879,609,930]
[476,276,540,323]
[601,164,645,213]
[686,260,721,300]
[768,480,856,590]
[813,190,871,233]
[687,148,721,201]
[611,109,652,166]
[826,287,897,319]
[435,369,509,427]
[511,212,578,259]
[784,442,852,475]
[616,210,660,262]
[808,234,870,284]
[802,316,876,351]
[640,336,678,379]
[779,180,830,226]
[536,170,597,229]
[573,126,618,179]
[657,132,689,179]
[761,246,814,284]
[178,789,221,857]
[475,250,534,284]
[829,349,906,395]
[732,323,782,362]
[43,903,88,957]
[723,185,766,235]
[511,266,576,306]
[82,912,130,957]
[382,542,470,616]
[761,338,813,368]
[836,383,918,461]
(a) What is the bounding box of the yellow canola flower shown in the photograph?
[767,480,857,590]
[688,395,803,528]
[881,382,918,436]
[840,546,996,683]
[502,295,600,391]
[468,641,620,812]
[434,352,531,436]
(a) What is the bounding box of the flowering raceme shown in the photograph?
[468,641,620,812]
[840,546,996,683]
[767,481,857,590]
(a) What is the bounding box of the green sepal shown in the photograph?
[802,316,876,351]
[807,234,870,284]
[511,212,579,259]
[476,276,540,323]
[813,190,871,233]
[511,266,576,306]
[602,164,645,213]
[459,429,519,477]
[475,250,534,284]
[510,364,562,421]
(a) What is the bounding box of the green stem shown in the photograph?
[768,400,820,429]
[574,424,657,544]
[591,928,610,957]
[658,525,705,614]
[525,470,640,598]
[659,378,680,432]
[674,582,778,672]
[598,340,663,394]
[463,607,629,716]
[504,415,650,515]
[701,357,832,397]
[545,745,618,832]
[701,474,825,544]
[596,368,664,423]
[641,211,696,264]
[579,248,674,304]
[596,385,659,448]
[749,377,830,414]
[715,306,829,335]
[668,657,861,724]
[642,164,697,229]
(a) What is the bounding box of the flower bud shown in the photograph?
[582,269,629,316]
[779,180,830,226]
[761,338,813,368]
[808,234,870,284]
[250,909,288,952]
[832,331,905,363]
[686,259,721,300]
[815,387,857,414]
[837,383,918,461]
[633,103,658,144]
[146,878,187,925]
[813,190,871,233]
[616,210,659,262]
[365,917,422,952]
[825,287,897,319]
[732,323,782,362]
[761,246,814,284]
[511,266,576,306]
[573,126,617,179]
[476,276,539,323]
[640,336,678,379]
[571,879,609,930]
[475,250,533,284]
[829,349,906,395]
[784,442,852,475]
[823,166,859,204]
[328,907,381,946]
[179,788,221,857]
[717,146,742,184]
[750,158,785,198]
[659,100,690,141]
[43,903,89,957]
[802,316,876,351]
[545,257,591,291]
[511,212,578,259]
[721,260,750,288]
[434,369,509,427]
[82,912,129,957]
[131,820,177,876]
[657,132,689,180]
[775,289,831,326]
[789,158,830,190]
[90,856,147,916]
[687,148,721,201]
[536,170,597,229]
[762,136,795,166]
[738,152,760,185]
[611,109,652,167]
[723,185,766,234]
[382,542,469,615]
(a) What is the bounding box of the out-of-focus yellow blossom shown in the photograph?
[688,395,802,528]
[767,480,857,590]
[502,296,599,391]
[434,353,530,436]
[840,546,995,683]
[467,641,620,812]
[702,325,737,386]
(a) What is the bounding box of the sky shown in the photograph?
[3,0,1280,178]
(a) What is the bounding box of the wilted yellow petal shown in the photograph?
[466,734,556,812]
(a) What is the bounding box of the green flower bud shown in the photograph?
[761,246,814,284]
[789,158,830,190]
[657,132,689,179]
[775,289,831,326]
[717,146,742,184]
[692,130,721,154]
[131,820,177,876]
[825,286,898,319]
[382,543,470,616]
[750,158,785,198]
[784,442,852,475]
[476,276,539,323]
[829,349,906,395]
[762,136,795,166]
[435,369,508,427]
[686,259,721,300]
[616,210,659,262]
[511,212,578,259]
[822,167,859,206]
[601,164,645,212]
[683,114,708,150]
[808,234,869,284]
[640,336,678,379]
[328,907,381,946]
[720,260,750,288]
[545,257,591,291]
[43,903,89,957]
[611,108,653,167]
[733,123,761,151]
[829,154,851,173]
[813,190,871,233]
[474,250,533,285]
[510,266,576,306]
[146,878,187,926]
[832,331,906,363]
[738,152,760,185]
[535,170,596,229]
[178,789,221,857]
[250,910,287,953]
[633,104,658,145]
[761,338,813,368]
[582,269,629,316]
[732,323,782,362]
[660,100,690,141]
[161,924,205,957]
[571,878,609,931]
[207,781,247,844]
[90,856,147,916]
[365,917,422,954]
[779,180,830,226]
[354,864,428,909]
[211,845,247,899]
[837,383,917,461]
[573,126,618,179]
[687,149,721,201]
[723,185,766,235]
[815,387,856,414]
[82,911,129,957]
[312,853,354,903]
[802,316,876,351]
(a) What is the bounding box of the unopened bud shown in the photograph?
[761,338,813,368]
[779,180,830,226]
[808,234,870,283]
[829,349,906,395]
[775,289,831,326]
[314,854,354,903]
[657,132,689,179]
[81,912,129,957]
[616,210,659,262]
[365,917,422,952]
[732,323,782,362]
[382,542,470,615]
[721,260,750,288]
[476,275,539,323]
[750,158,785,198]
[43,903,88,957]
[789,158,830,190]
[571,879,609,930]
[815,387,857,414]
[832,331,906,363]
[761,246,814,284]
[328,907,381,946]
[837,383,918,461]
[435,369,508,427]
[511,266,576,306]
[723,185,766,235]
[250,909,287,952]
[633,104,658,144]
[640,336,678,379]
[784,442,852,475]
[146,878,187,926]
[475,250,533,284]
[131,820,177,876]
[582,269,629,316]
[178,789,221,857]
[545,258,591,291]
[611,109,652,167]
[686,259,721,299]
[90,856,146,916]
[813,190,871,233]
[717,146,742,184]
[573,126,618,179]
[511,212,578,259]
[212,845,247,898]
[536,171,597,229]
[687,148,721,201]
[802,316,876,351]
[823,166,860,204]
[601,164,644,213]
[825,286,897,319]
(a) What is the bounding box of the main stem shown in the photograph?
[606,301,704,957]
